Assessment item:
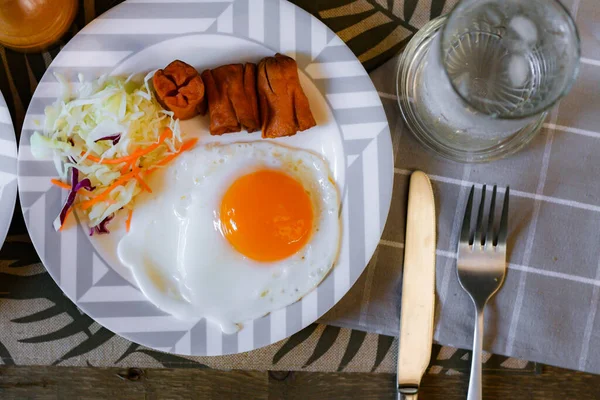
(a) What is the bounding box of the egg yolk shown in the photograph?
[220,169,314,262]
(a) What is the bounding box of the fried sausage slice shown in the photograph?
[153,60,206,120]
[201,63,260,135]
[257,53,316,138]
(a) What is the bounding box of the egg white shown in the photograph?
[117,141,341,333]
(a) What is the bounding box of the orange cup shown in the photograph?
[0,0,78,52]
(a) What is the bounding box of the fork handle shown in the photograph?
[467,307,484,400]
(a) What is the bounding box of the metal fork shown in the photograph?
[457,185,509,400]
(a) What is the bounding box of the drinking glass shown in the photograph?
[396,0,580,162]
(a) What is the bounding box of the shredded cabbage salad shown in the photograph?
[31,72,198,233]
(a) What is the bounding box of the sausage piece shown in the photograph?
[257,53,316,138]
[201,63,260,135]
[153,60,206,120]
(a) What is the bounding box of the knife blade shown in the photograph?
[397,171,436,400]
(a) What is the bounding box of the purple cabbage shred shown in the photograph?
[94,134,121,145]
[89,214,114,236]
[58,167,94,228]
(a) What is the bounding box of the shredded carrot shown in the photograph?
[77,132,196,212]
[51,179,72,190]
[179,137,198,152]
[84,154,127,165]
[79,170,138,210]
[120,163,131,175]
[156,138,199,167]
[82,128,172,165]
[154,155,176,168]
[125,209,133,233]
[144,168,157,178]
[135,174,152,193]
[60,208,72,231]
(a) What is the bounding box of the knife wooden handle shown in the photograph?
[397,171,436,394]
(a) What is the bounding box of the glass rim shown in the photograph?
[395,16,547,163]
[439,0,582,121]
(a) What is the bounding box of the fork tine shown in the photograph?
[461,186,475,244]
[474,184,486,245]
[495,187,510,246]
[486,185,497,245]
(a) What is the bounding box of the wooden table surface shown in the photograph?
[0,364,599,399]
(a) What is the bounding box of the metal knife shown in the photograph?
[397,171,436,400]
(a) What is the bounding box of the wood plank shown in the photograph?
[0,365,598,399]
[0,366,268,400]
[268,371,395,399]
[269,366,600,399]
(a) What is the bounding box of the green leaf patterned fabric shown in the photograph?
[291,0,455,70]
[0,0,537,373]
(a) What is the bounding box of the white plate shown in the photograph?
[17,0,393,356]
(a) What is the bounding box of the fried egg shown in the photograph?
[117,141,341,333]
